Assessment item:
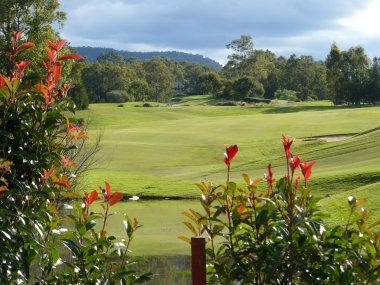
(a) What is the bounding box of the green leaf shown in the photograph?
[77,224,87,236]
[182,210,199,223]
[188,209,202,220]
[212,225,225,236]
[85,220,97,231]
[227,181,237,195]
[12,78,20,92]
[276,177,286,193]
[136,272,153,283]
[256,209,269,228]
[183,221,197,236]
[178,235,191,244]
[0,86,11,100]
[123,219,133,237]
[62,239,81,258]
[1,75,12,91]
[369,220,380,229]
[64,192,82,199]
[51,247,60,264]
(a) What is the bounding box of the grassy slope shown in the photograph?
[76,100,380,197]
[74,98,380,254]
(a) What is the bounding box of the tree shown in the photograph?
[226,35,254,63]
[218,79,235,100]
[341,46,370,104]
[82,61,136,103]
[365,57,380,103]
[97,50,126,64]
[183,63,211,94]
[232,76,264,100]
[69,82,89,109]
[326,44,370,105]
[143,57,174,102]
[223,35,254,77]
[0,0,66,73]
[196,72,222,95]
[65,60,89,110]
[128,79,150,101]
[263,56,287,99]
[326,43,344,104]
[282,55,327,101]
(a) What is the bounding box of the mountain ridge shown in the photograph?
[74,46,223,69]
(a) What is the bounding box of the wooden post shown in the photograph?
[191,236,206,285]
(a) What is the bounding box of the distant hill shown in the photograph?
[74,46,222,69]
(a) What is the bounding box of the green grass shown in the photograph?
[72,99,380,255]
[92,200,201,255]
[76,101,380,197]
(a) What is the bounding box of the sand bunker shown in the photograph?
[311,134,355,142]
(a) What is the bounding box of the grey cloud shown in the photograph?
[59,0,374,62]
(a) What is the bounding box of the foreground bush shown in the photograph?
[182,135,380,284]
[0,32,150,284]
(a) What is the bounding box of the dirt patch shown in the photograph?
[308,134,356,142]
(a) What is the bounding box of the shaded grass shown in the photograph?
[319,181,380,227]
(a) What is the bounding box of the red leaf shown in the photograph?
[290,155,300,173]
[16,60,32,78]
[46,47,56,63]
[61,155,76,167]
[55,39,67,52]
[0,186,8,192]
[16,42,35,54]
[45,40,56,50]
[265,163,276,189]
[43,166,55,180]
[13,31,22,41]
[53,63,62,84]
[35,83,49,97]
[105,181,111,198]
[282,134,293,159]
[84,190,98,205]
[11,32,22,49]
[109,192,123,206]
[53,179,71,189]
[66,118,77,136]
[300,160,316,182]
[89,190,99,204]
[224,145,238,166]
[59,83,75,97]
[58,53,84,61]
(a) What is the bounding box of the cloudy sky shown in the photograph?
[58,0,380,65]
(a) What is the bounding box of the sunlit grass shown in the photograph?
[73,100,380,255]
[75,102,380,197]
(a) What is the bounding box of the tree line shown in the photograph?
[73,35,380,108]
[1,0,379,109]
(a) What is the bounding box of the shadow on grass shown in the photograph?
[262,105,348,114]
[313,172,380,197]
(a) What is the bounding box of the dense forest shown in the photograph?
[74,47,222,69]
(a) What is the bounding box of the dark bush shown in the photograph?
[215,101,238,106]
[244,97,271,103]
[106,90,134,103]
